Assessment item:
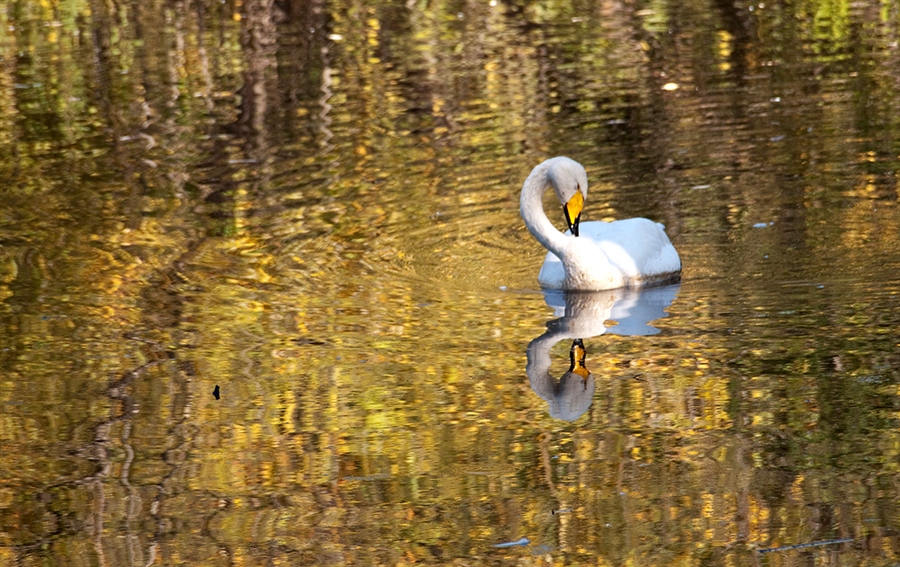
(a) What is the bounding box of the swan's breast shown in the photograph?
[538,252,567,289]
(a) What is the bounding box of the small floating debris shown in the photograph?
[213,385,220,400]
[753,222,774,228]
[758,537,853,554]
[291,337,327,346]
[551,508,572,515]
[662,82,679,91]
[492,537,530,549]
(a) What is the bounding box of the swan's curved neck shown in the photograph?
[520,165,568,256]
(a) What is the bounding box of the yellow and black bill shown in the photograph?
[563,192,584,236]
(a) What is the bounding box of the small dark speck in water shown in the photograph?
[213,385,220,400]
[291,337,327,345]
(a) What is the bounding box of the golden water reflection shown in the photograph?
[1,0,900,565]
[527,286,679,421]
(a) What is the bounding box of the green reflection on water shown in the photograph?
[1,0,900,565]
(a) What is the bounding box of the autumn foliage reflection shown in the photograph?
[0,0,899,566]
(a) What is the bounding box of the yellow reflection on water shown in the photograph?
[1,0,900,565]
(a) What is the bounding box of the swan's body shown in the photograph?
[520,157,681,291]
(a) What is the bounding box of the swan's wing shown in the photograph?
[580,218,681,278]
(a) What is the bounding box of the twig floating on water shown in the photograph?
[492,538,530,549]
[758,538,853,554]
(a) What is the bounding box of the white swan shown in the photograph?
[520,156,682,290]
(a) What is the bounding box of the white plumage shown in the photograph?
[520,157,681,291]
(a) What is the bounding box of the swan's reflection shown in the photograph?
[526,284,680,421]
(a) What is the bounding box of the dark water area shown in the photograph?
[1,0,900,565]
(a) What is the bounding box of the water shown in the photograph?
[1,0,900,565]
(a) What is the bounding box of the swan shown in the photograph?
[520,156,682,290]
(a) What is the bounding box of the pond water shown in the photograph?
[2,0,900,565]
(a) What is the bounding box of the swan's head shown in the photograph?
[545,157,589,236]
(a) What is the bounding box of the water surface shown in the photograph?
[1,0,900,565]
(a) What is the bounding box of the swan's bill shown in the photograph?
[568,338,590,380]
[563,192,584,236]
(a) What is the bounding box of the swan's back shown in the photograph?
[538,218,681,290]
[582,218,680,278]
